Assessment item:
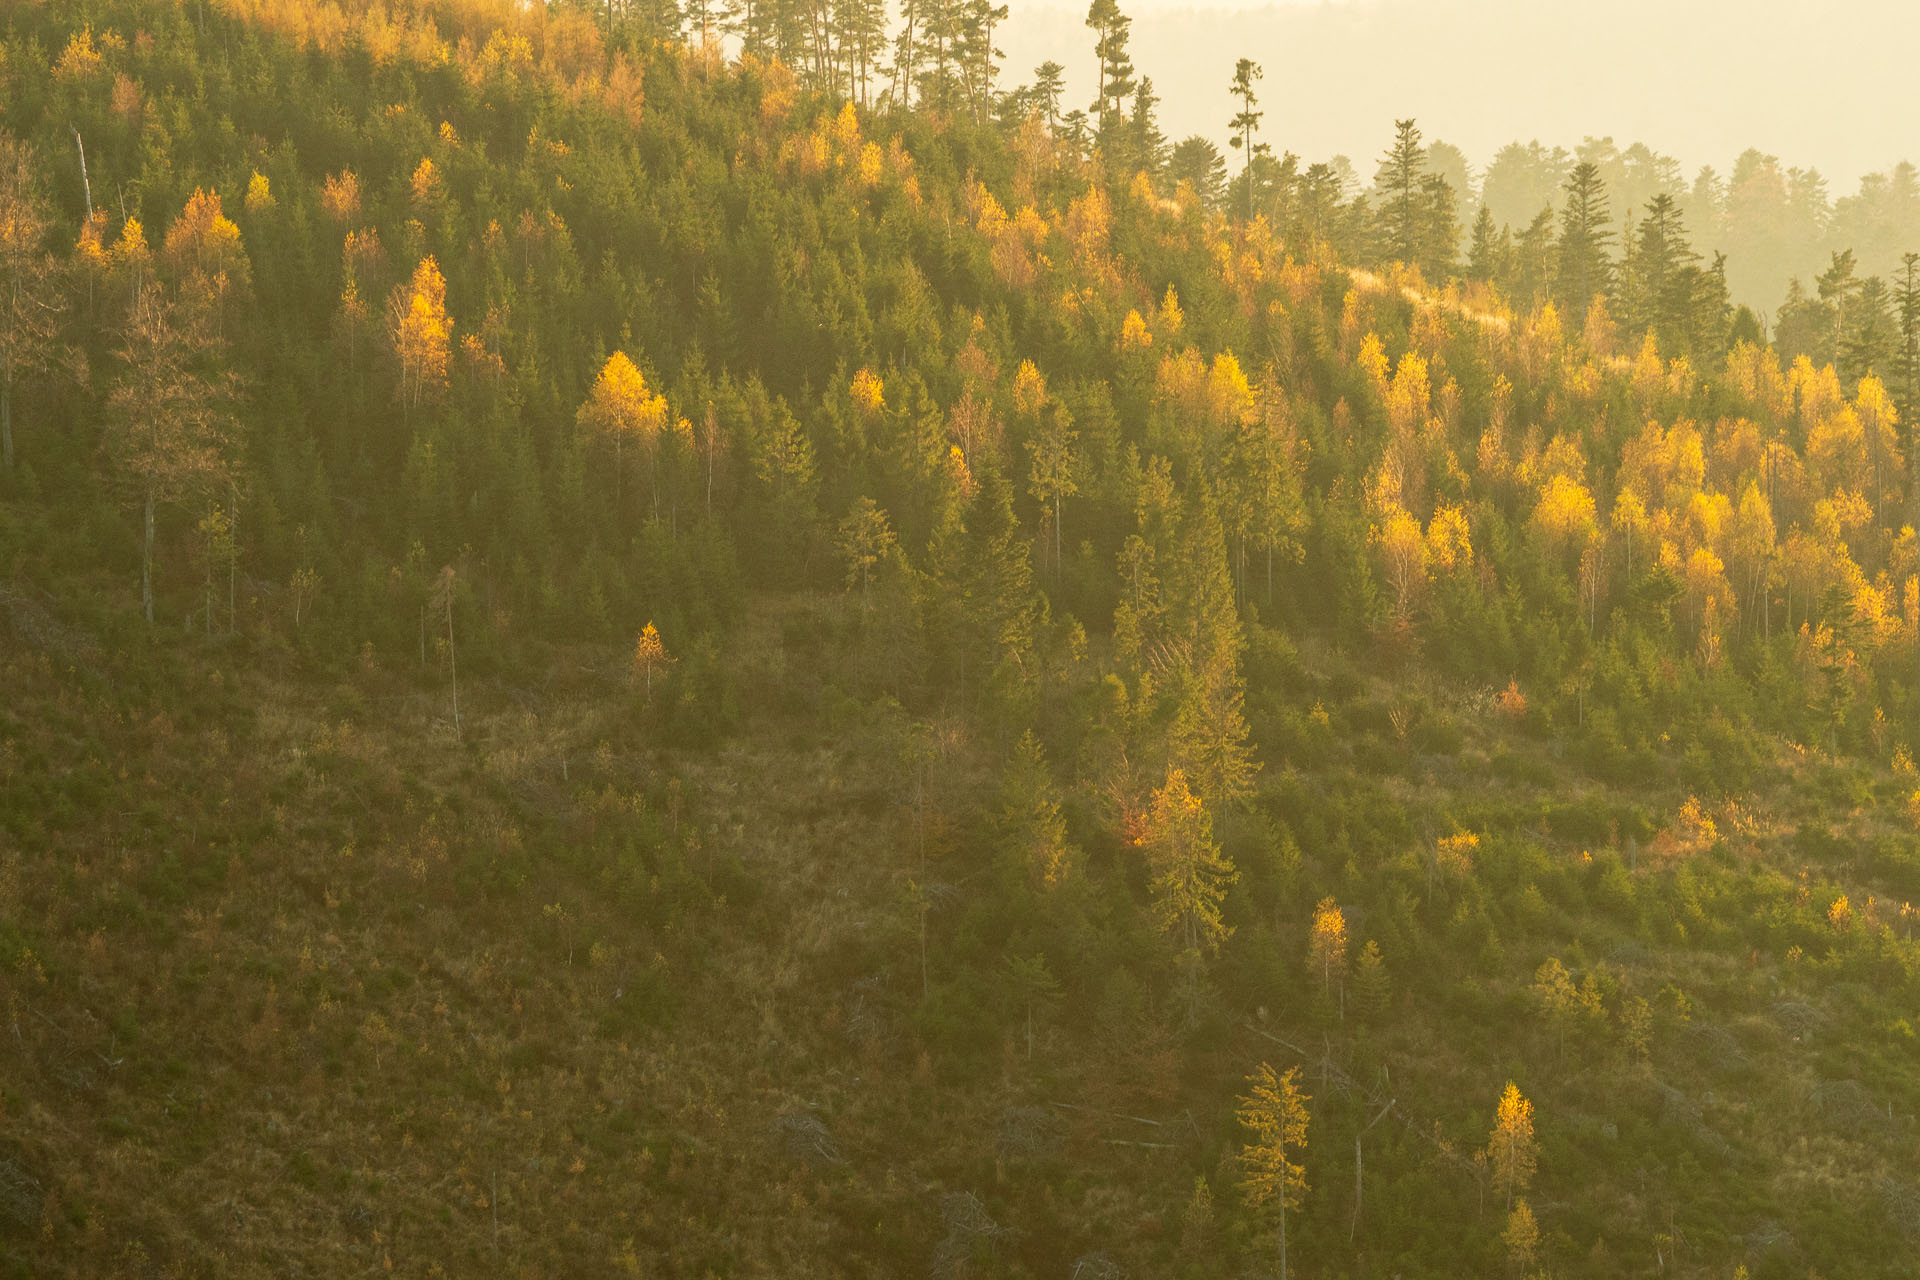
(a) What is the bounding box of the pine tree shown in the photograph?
[906,0,965,110]
[1554,161,1614,315]
[1691,250,1734,363]
[1227,59,1264,222]
[1178,1174,1216,1258]
[430,566,461,735]
[1238,1062,1310,1280]
[1812,249,1862,370]
[888,0,922,106]
[1084,0,1136,165]
[1031,60,1066,129]
[1004,952,1059,1060]
[955,0,1008,121]
[836,0,892,106]
[1164,490,1258,811]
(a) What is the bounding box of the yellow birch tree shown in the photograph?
[388,255,450,420]
[1487,1081,1538,1211]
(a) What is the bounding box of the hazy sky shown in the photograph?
[999,0,1917,193]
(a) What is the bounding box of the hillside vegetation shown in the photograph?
[2,2,1919,1277]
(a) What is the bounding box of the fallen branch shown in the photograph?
[1049,1100,1165,1127]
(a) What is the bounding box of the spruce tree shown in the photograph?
[1816,249,1862,370]
[1380,119,1426,267]
[1842,275,1897,385]
[1170,136,1229,210]
[1687,251,1734,364]
[1130,77,1168,177]
[1513,206,1557,309]
[1554,161,1614,315]
[1625,193,1699,349]
[1415,172,1460,282]
[1897,252,1920,425]
[1466,204,1504,284]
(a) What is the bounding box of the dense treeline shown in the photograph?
[3,0,1920,1277]
[4,0,1911,748]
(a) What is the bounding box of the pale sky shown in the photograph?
[998,0,1918,194]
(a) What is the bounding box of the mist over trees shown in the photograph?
[2,1,1919,1278]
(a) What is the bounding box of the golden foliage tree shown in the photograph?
[1141,767,1237,958]
[162,188,250,329]
[849,366,885,417]
[1374,502,1429,622]
[1533,472,1597,555]
[1486,1081,1538,1210]
[388,255,451,419]
[1238,1061,1310,1280]
[576,350,668,516]
[321,169,361,225]
[631,622,674,703]
[243,171,276,216]
[1307,896,1349,1009]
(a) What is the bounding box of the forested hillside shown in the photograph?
[1,1,1919,1277]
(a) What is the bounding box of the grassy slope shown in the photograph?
[3,563,1920,1279]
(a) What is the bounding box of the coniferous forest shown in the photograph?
[2,1,1920,1276]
